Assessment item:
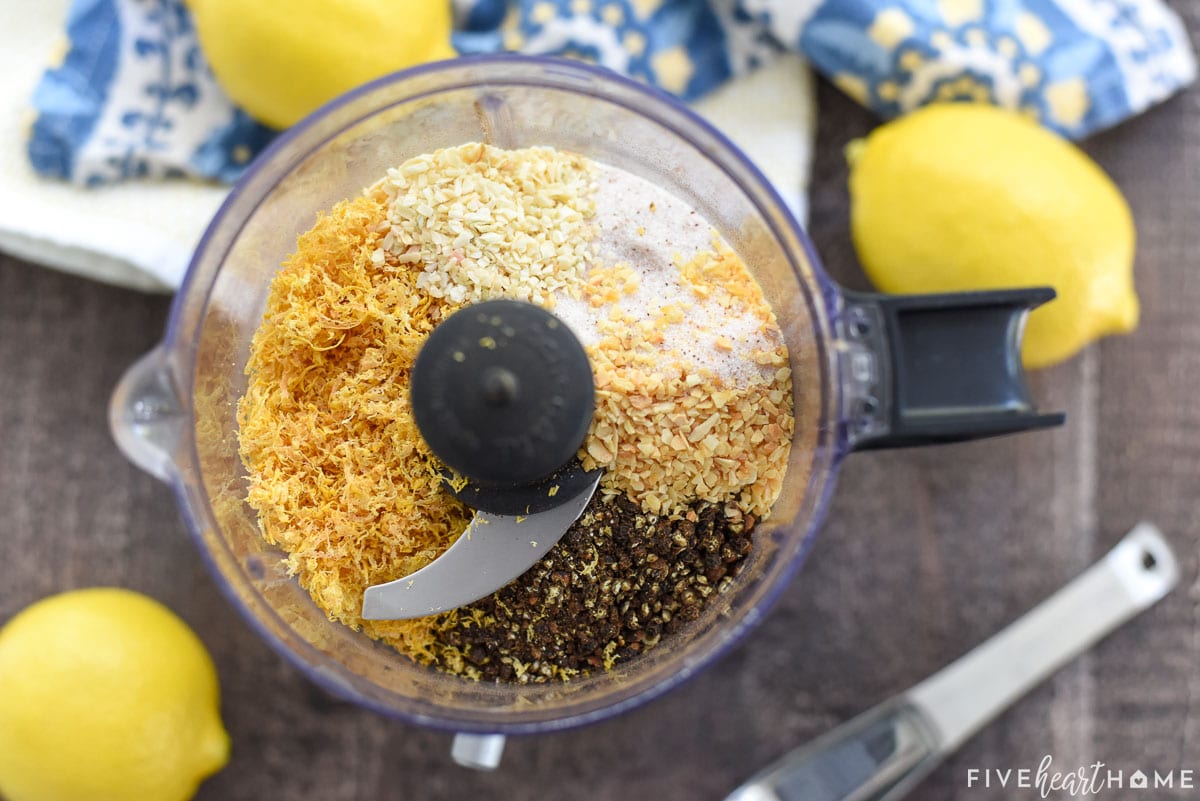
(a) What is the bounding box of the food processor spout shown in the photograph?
[108,345,184,482]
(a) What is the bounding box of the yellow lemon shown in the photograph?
[187,0,456,129]
[0,588,229,801]
[848,103,1138,369]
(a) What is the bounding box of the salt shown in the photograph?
[553,164,781,385]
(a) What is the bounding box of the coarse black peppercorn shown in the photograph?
[428,495,756,682]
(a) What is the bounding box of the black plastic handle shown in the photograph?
[838,288,1065,451]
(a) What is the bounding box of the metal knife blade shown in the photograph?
[361,471,602,620]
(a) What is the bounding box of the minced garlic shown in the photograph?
[372,143,596,308]
[576,243,794,519]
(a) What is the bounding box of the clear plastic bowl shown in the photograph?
[111,56,1050,734]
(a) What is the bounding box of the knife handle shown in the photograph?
[725,700,941,801]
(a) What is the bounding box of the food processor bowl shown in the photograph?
[110,56,1057,734]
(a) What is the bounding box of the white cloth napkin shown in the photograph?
[0,0,814,293]
[1,0,226,291]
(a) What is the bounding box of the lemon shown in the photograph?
[848,103,1138,369]
[187,0,456,129]
[0,588,229,801]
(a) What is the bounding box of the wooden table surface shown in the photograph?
[3,20,1199,800]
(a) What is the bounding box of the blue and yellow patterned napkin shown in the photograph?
[780,0,1198,135]
[29,0,1196,186]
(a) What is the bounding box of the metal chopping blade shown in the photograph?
[361,472,602,620]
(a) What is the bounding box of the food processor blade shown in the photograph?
[361,472,602,620]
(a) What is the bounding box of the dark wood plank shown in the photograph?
[1086,1,1200,783]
